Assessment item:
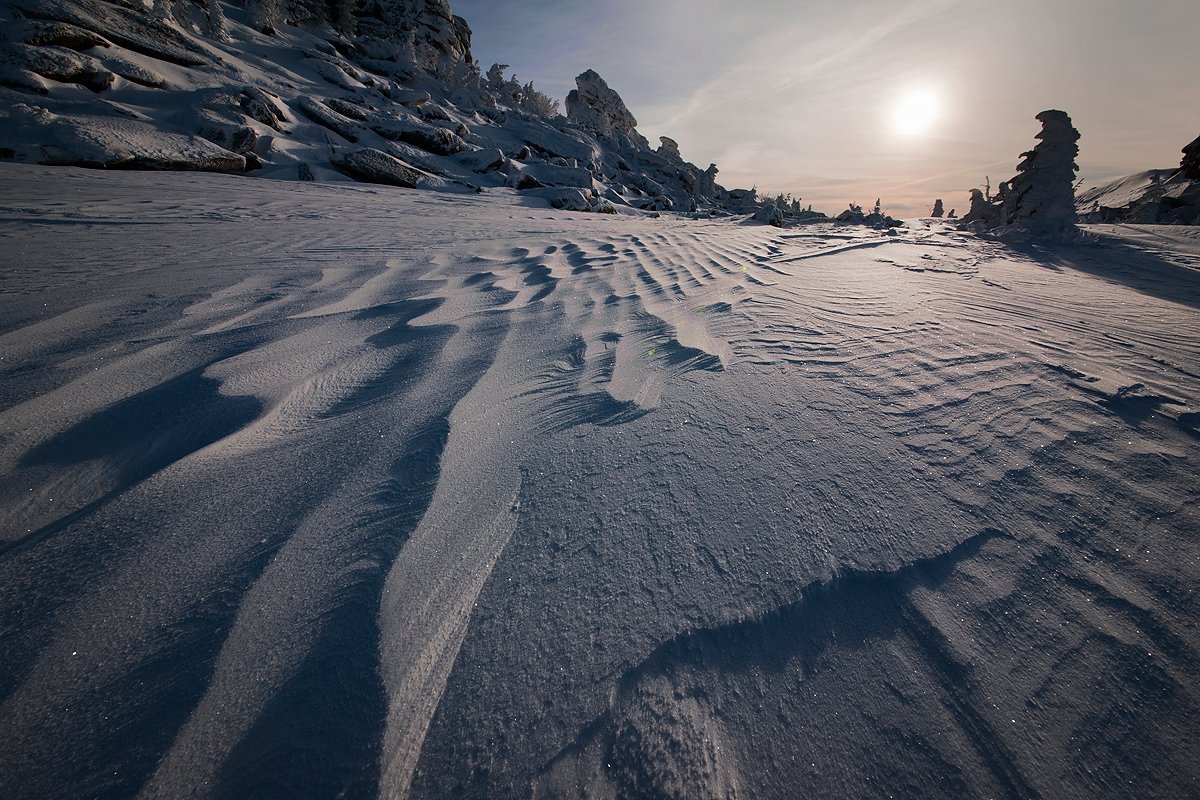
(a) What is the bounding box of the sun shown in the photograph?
[893,90,939,136]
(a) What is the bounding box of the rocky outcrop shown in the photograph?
[296,95,363,143]
[566,69,649,151]
[1077,169,1200,225]
[355,0,472,73]
[657,136,681,162]
[960,188,999,226]
[0,0,789,221]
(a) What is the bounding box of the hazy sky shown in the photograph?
[453,0,1198,217]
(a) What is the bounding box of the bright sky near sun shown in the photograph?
[453,0,1198,217]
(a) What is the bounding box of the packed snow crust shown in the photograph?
[1,164,1199,799]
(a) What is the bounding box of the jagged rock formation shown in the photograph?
[0,0,793,220]
[930,198,943,217]
[565,68,649,151]
[656,135,680,162]
[356,0,471,73]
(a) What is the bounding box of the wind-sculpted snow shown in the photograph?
[1,165,1198,799]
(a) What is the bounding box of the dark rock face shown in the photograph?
[1181,134,1200,181]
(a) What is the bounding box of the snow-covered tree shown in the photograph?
[1003,109,1080,233]
[519,82,560,118]
[931,198,944,217]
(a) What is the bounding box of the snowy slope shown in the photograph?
[1078,169,1200,225]
[1,164,1199,799]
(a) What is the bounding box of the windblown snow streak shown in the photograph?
[1,165,1198,799]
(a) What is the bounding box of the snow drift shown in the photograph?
[1,164,1198,798]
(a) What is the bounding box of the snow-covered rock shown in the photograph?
[1078,169,1200,225]
[0,101,246,170]
[516,161,593,190]
[657,135,681,162]
[565,69,650,151]
[333,146,421,186]
[355,0,471,74]
[960,188,999,226]
[752,202,784,227]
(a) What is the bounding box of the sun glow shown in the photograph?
[893,90,939,136]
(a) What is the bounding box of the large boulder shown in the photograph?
[516,162,594,190]
[565,69,649,151]
[296,95,362,143]
[333,147,422,187]
[0,42,114,92]
[20,20,111,50]
[753,203,784,227]
[370,114,468,155]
